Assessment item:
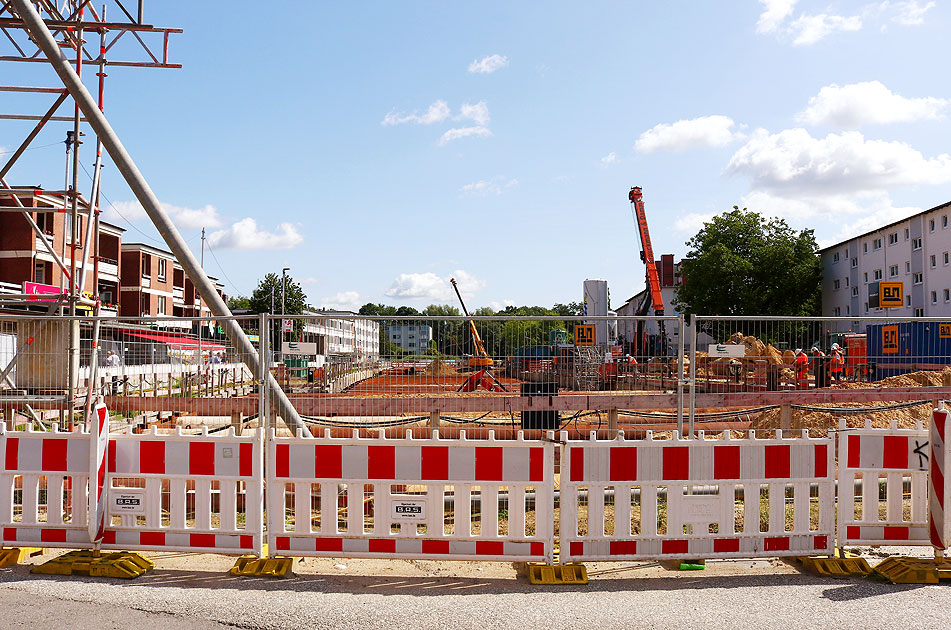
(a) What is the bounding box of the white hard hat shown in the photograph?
[795,348,802,354]
[811,346,819,352]
[831,343,840,350]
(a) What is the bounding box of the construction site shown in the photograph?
[0,4,950,622]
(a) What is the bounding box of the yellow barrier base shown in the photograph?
[31,550,154,579]
[522,563,588,585]
[230,555,294,578]
[797,550,872,577]
[872,557,951,584]
[0,547,43,568]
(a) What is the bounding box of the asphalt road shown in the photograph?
[0,551,947,629]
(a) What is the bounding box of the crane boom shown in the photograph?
[628,186,665,315]
[450,277,492,367]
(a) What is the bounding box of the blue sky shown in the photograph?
[3,1,951,311]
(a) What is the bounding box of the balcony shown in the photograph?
[140,275,151,288]
[34,233,55,252]
[99,257,119,278]
[173,286,184,302]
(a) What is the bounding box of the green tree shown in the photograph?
[248,273,309,315]
[227,295,251,311]
[674,207,821,317]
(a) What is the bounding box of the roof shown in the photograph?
[818,199,951,253]
[122,242,176,259]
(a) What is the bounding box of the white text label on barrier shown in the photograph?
[112,492,146,514]
[391,498,427,521]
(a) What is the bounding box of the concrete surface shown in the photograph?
[0,548,947,629]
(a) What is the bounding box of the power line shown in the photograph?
[204,237,247,297]
[0,140,62,155]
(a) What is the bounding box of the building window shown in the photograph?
[888,233,898,245]
[140,293,149,316]
[945,289,950,303]
[907,295,912,306]
[915,308,925,317]
[158,258,167,281]
[846,305,851,315]
[914,272,923,284]
[906,261,911,273]
[845,277,850,287]
[945,215,949,228]
[141,253,151,277]
[851,257,858,268]
[889,265,898,277]
[157,296,166,315]
[852,287,859,297]
[864,302,869,313]
[930,219,936,232]
[945,252,949,265]
[873,238,882,250]
[833,307,841,316]
[932,291,938,304]
[873,269,883,280]
[863,242,868,253]
[832,252,840,263]
[905,228,910,240]
[863,272,868,283]
[932,255,937,268]
[913,238,922,250]
[833,279,840,290]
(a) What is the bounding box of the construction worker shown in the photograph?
[830,343,845,383]
[794,348,809,388]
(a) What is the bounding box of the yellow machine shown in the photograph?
[450,277,493,369]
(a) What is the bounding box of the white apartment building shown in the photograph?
[386,324,433,353]
[302,310,380,358]
[820,200,951,323]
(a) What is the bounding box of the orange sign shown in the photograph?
[574,324,595,346]
[940,323,951,339]
[882,325,898,354]
[880,282,903,308]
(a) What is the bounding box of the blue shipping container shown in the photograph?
[865,322,951,379]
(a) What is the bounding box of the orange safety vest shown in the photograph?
[795,352,808,372]
[831,349,844,372]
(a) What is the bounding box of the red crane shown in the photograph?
[628,186,668,356]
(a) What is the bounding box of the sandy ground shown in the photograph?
[0,546,947,629]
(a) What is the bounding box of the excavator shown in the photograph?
[628,186,668,358]
[449,277,506,392]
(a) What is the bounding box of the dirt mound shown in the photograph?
[422,358,458,377]
[727,333,784,365]
[750,401,932,436]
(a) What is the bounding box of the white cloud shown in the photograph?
[486,299,516,312]
[600,152,618,167]
[788,13,862,45]
[207,218,303,250]
[439,126,492,145]
[103,200,222,230]
[381,100,451,126]
[674,212,716,233]
[320,291,362,311]
[756,0,798,33]
[468,54,508,74]
[798,81,949,128]
[725,128,951,194]
[459,177,518,197]
[297,276,320,285]
[889,0,936,25]
[385,270,485,301]
[458,101,490,126]
[635,115,743,153]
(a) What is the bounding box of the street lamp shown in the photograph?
[281,267,289,364]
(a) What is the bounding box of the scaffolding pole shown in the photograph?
[9,0,310,437]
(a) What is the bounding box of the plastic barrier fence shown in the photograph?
[267,429,555,563]
[930,408,950,549]
[104,427,263,554]
[560,429,835,562]
[0,426,92,548]
[836,419,930,546]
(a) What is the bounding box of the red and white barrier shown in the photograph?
[103,426,263,555]
[931,407,951,551]
[560,429,835,562]
[267,429,555,563]
[0,426,92,548]
[837,419,930,547]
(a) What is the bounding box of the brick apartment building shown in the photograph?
[0,188,124,314]
[119,243,224,324]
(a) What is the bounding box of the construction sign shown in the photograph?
[941,323,951,339]
[882,325,899,354]
[574,324,595,346]
[880,281,903,308]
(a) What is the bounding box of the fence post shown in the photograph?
[688,314,698,439]
[258,314,269,435]
[677,313,685,435]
